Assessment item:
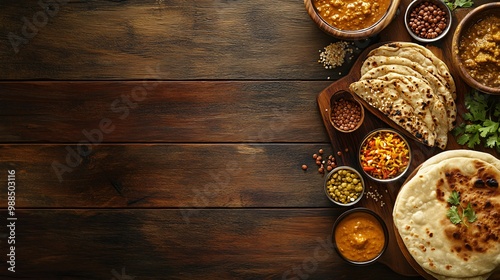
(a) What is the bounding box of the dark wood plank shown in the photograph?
[0,0,343,80]
[0,0,489,81]
[0,144,343,208]
[0,81,331,143]
[0,209,427,279]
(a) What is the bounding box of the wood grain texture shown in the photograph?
[0,81,331,143]
[0,144,341,208]
[0,0,343,80]
[0,209,425,280]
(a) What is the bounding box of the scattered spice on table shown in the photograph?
[366,186,385,207]
[318,41,353,69]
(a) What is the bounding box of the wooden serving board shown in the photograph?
[317,42,443,277]
[317,41,500,278]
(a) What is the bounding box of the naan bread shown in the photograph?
[359,71,449,149]
[420,150,500,172]
[350,78,436,147]
[367,42,456,100]
[361,55,456,130]
[394,151,500,280]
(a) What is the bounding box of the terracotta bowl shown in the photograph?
[304,0,400,40]
[451,3,500,94]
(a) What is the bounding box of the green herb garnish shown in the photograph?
[452,90,500,152]
[446,191,477,227]
[444,0,474,11]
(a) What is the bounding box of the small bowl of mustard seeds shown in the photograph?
[325,166,365,206]
[405,0,452,43]
[330,91,365,133]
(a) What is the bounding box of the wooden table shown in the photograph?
[0,0,498,279]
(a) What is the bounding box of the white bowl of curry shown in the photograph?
[304,0,400,40]
[452,2,500,95]
[332,208,388,265]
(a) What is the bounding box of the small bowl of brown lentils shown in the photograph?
[324,166,365,206]
[330,91,365,133]
[405,0,452,43]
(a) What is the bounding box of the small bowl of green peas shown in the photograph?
[324,166,365,206]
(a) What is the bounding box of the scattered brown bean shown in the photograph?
[408,2,447,39]
[305,150,338,176]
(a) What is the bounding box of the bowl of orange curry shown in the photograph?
[332,208,388,265]
[304,0,400,40]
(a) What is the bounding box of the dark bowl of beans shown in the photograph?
[451,3,500,95]
[359,128,412,183]
[404,0,452,43]
[330,91,365,133]
[304,0,401,40]
[324,166,365,206]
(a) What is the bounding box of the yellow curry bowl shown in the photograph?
[452,2,500,95]
[304,0,401,40]
[332,207,389,265]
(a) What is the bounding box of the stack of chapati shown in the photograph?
[349,42,457,149]
[393,150,500,280]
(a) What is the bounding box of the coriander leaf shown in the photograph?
[464,203,477,223]
[469,102,487,121]
[467,132,481,148]
[494,102,500,117]
[456,133,471,145]
[454,90,500,150]
[486,134,499,148]
[479,119,499,137]
[463,112,474,121]
[465,124,481,134]
[448,191,460,205]
[452,125,465,136]
[447,206,462,224]
[460,1,474,8]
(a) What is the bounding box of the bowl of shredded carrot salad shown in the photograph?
[359,129,411,182]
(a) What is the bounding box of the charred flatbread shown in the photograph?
[366,42,456,100]
[393,151,500,280]
[361,55,456,130]
[350,77,436,147]
[358,71,449,149]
